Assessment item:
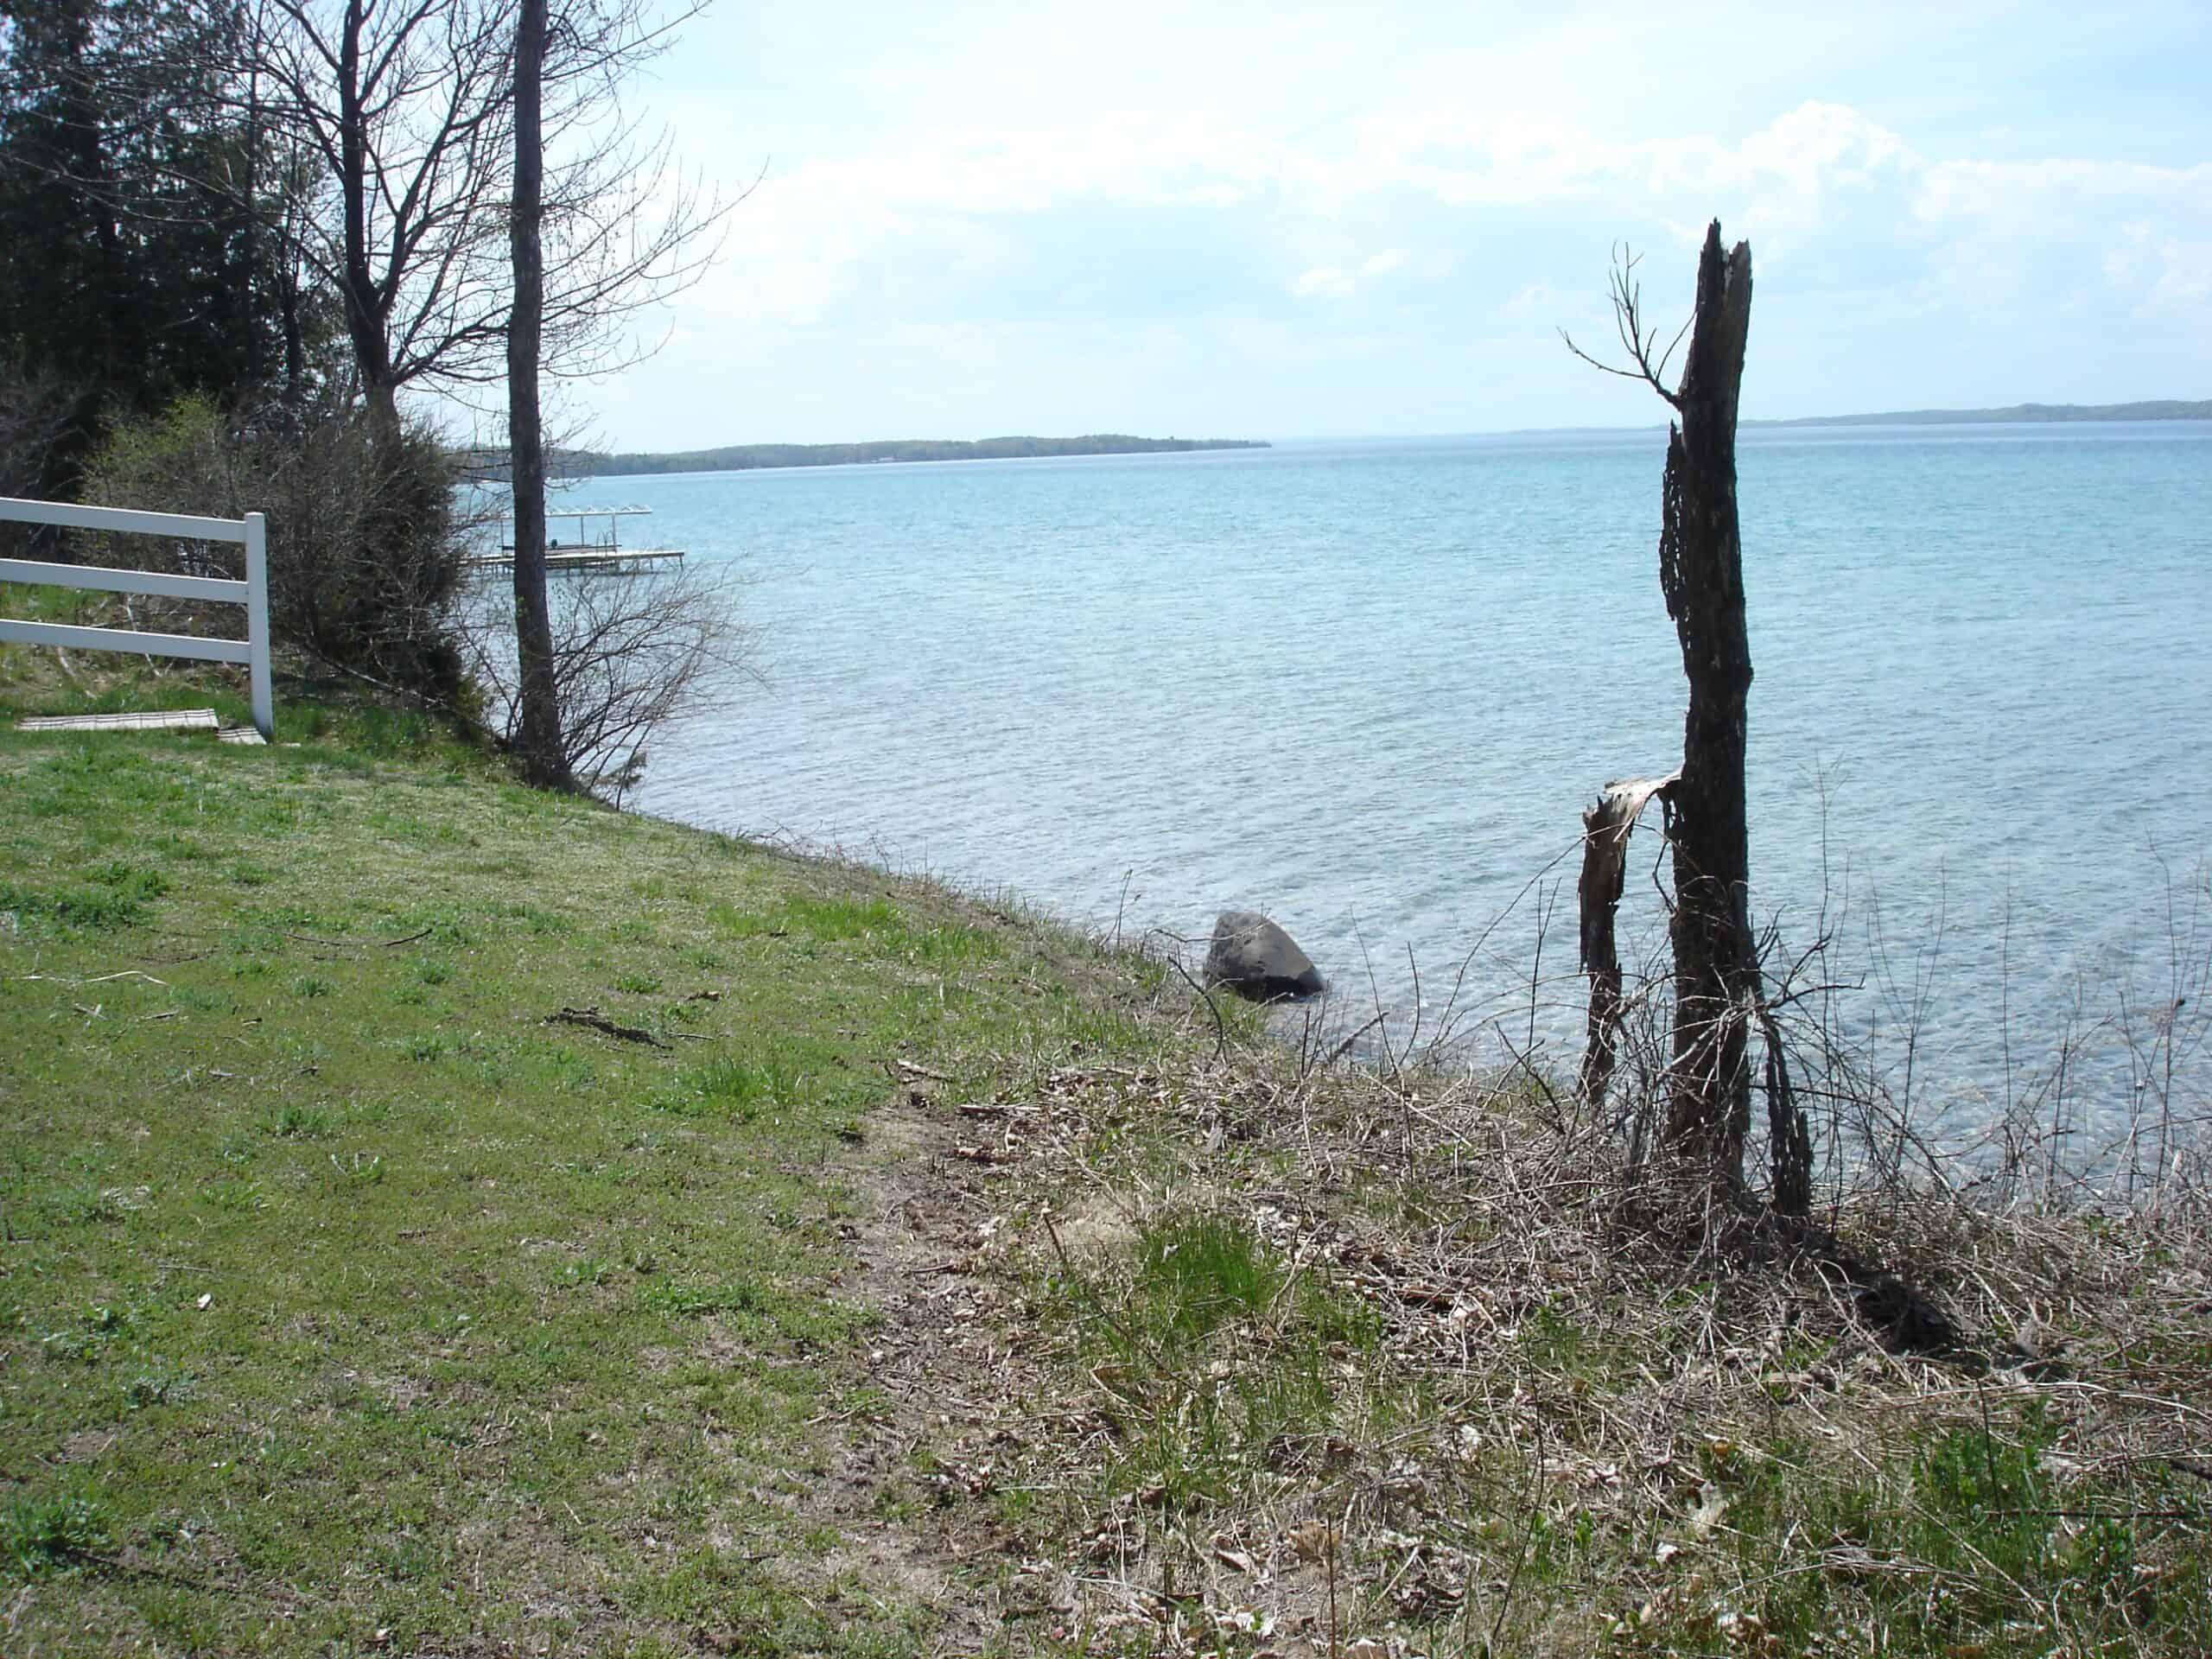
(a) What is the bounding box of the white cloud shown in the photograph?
[1294,267,1356,299]
[702,97,2209,331]
[2107,223,2212,315]
[606,77,2212,444]
[1503,281,1566,320]
[1294,249,1411,300]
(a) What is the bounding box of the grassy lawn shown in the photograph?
[0,664,1169,1656]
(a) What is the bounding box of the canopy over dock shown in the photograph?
[467,505,683,577]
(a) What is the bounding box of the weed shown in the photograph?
[48,1185,133,1225]
[781,893,902,942]
[327,1151,385,1187]
[267,1103,332,1139]
[1,1494,109,1577]
[196,1176,266,1213]
[556,1258,615,1290]
[0,863,167,931]
[124,1370,198,1409]
[642,1278,769,1319]
[659,1050,794,1121]
[1134,1213,1279,1340]
[40,1328,105,1364]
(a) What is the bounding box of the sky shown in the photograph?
[564,0,2212,450]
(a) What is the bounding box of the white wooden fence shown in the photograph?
[0,496,271,739]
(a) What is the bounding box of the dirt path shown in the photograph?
[796,1078,1067,1653]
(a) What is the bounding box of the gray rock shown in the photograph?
[1203,910,1324,1002]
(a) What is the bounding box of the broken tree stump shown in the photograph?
[1577,772,1676,1107]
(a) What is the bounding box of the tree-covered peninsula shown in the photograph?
[501,433,1268,480]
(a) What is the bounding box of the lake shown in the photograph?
[567,423,2211,1146]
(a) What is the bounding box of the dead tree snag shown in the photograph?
[1657,223,1759,1198]
[1569,222,1813,1220]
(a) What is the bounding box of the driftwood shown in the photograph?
[1577,773,1676,1106]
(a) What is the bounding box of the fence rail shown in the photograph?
[0,496,271,738]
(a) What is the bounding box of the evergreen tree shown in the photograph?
[0,1,300,496]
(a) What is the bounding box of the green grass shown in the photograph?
[1033,1207,1382,1517]
[0,679,1165,1656]
[1134,1212,1281,1338]
[1605,1406,2212,1657]
[1,1493,111,1579]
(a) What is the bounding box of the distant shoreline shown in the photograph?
[1480,398,2212,442]
[1748,397,2212,429]
[481,434,1269,482]
[467,403,2208,480]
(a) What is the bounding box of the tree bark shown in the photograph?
[1656,221,1758,1195]
[333,0,397,438]
[506,0,571,790]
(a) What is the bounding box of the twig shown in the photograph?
[279,925,433,950]
[1166,952,1226,1067]
[544,1006,668,1047]
[1490,1419,1545,1652]
[1322,1013,1387,1070]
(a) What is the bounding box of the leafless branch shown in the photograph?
[454,560,763,802]
[1558,243,1688,410]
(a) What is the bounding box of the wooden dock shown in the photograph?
[465,546,685,577]
[468,505,683,580]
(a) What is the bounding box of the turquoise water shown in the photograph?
[582,423,2211,1118]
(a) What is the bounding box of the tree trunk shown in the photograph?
[334,0,397,439]
[238,31,267,395]
[1657,221,1758,1197]
[505,0,571,791]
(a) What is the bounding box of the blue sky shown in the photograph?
[570,0,2212,449]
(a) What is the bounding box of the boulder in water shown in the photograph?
[1203,910,1324,1002]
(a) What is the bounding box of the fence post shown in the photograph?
[245,512,272,739]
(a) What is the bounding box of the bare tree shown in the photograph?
[227,0,732,786]
[1655,224,1763,1201]
[1567,221,1811,1218]
[238,0,725,429]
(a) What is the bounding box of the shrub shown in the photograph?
[454,557,759,800]
[78,396,470,702]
